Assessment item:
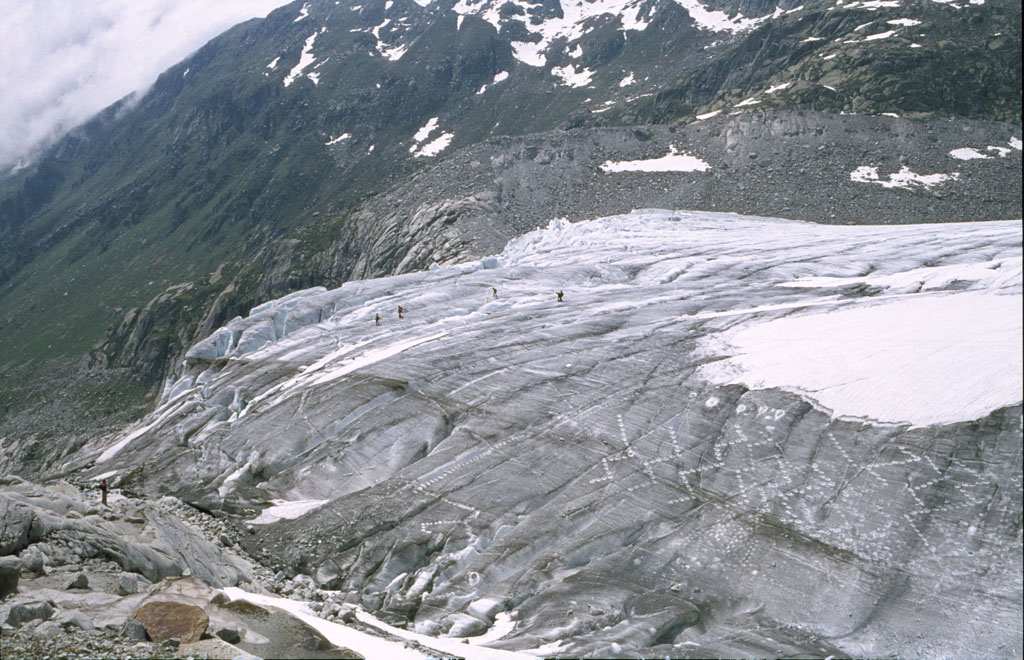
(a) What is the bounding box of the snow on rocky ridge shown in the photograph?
[81,210,1022,657]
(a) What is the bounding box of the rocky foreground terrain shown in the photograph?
[1,475,412,659]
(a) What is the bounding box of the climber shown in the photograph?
[100,479,108,506]
[375,313,381,326]
[556,290,564,302]
[398,305,405,319]
[492,287,498,298]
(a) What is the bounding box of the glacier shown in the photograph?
[78,210,1022,658]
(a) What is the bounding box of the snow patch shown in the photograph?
[284,30,322,87]
[864,29,897,40]
[250,499,330,524]
[850,165,959,189]
[699,293,1022,426]
[380,43,408,61]
[294,2,310,22]
[551,64,594,87]
[842,0,901,8]
[674,0,769,32]
[949,147,989,160]
[413,117,440,143]
[325,133,351,146]
[600,146,711,173]
[452,0,669,68]
[415,132,455,158]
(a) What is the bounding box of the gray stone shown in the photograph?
[214,626,242,644]
[336,606,357,624]
[0,555,20,598]
[120,618,149,641]
[117,572,139,595]
[55,608,95,631]
[19,546,46,575]
[32,620,62,639]
[66,572,89,589]
[6,601,54,627]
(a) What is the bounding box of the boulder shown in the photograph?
[134,600,209,644]
[180,638,260,660]
[120,618,149,641]
[117,572,139,595]
[33,620,62,639]
[54,608,95,631]
[19,546,46,575]
[6,601,55,627]
[66,573,89,589]
[0,555,21,597]
[215,625,242,644]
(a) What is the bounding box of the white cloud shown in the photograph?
[0,0,291,173]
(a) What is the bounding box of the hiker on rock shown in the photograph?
[375,313,381,326]
[556,290,564,302]
[100,479,108,506]
[398,305,404,319]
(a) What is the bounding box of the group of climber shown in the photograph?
[374,289,564,326]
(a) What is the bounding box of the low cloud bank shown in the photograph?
[0,0,291,173]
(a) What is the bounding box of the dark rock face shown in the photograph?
[120,618,149,641]
[215,625,242,644]
[134,601,209,644]
[0,555,21,598]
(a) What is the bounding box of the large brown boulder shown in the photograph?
[133,601,209,643]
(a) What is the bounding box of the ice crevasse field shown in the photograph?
[85,210,1022,658]
[136,209,1023,443]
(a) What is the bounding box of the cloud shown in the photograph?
[0,0,292,173]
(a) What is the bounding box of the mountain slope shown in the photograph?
[61,210,1024,658]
